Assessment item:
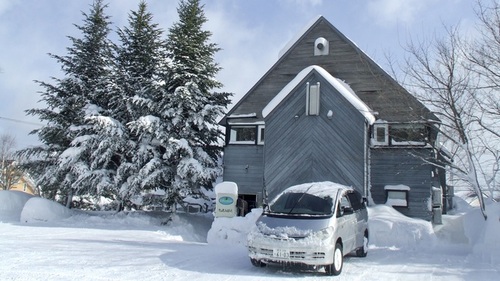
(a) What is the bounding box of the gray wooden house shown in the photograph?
[220,16,451,221]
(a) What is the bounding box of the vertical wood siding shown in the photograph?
[264,72,367,200]
[370,148,434,220]
[222,145,264,195]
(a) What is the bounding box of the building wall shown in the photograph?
[9,178,38,195]
[222,145,264,196]
[264,72,368,200]
[370,148,434,220]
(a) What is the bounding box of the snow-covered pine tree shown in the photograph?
[161,0,231,207]
[19,0,114,207]
[112,1,171,209]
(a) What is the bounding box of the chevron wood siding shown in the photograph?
[224,17,435,125]
[222,145,264,195]
[370,148,434,220]
[264,72,367,200]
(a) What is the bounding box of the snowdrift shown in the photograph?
[20,197,74,223]
[368,204,436,249]
[207,205,437,249]
[2,189,499,264]
[0,190,34,222]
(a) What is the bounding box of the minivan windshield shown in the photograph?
[269,192,333,216]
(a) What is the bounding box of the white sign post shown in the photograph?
[214,182,238,218]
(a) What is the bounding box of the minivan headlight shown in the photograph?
[313,226,334,240]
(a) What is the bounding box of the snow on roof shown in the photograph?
[384,184,411,191]
[278,15,323,58]
[227,113,257,119]
[262,65,376,124]
[279,181,352,199]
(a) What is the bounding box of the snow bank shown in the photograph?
[470,202,500,264]
[207,208,262,245]
[368,205,436,249]
[0,190,35,222]
[20,197,74,223]
[208,205,440,250]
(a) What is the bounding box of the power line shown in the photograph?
[0,116,43,127]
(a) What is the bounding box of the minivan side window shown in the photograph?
[337,195,352,217]
[347,192,363,211]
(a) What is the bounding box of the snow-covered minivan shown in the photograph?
[247,181,368,276]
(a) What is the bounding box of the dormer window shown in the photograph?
[229,126,256,144]
[372,123,389,145]
[228,124,265,145]
[371,123,428,146]
[390,124,427,146]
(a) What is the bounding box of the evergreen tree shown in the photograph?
[19,0,114,207]
[112,1,170,209]
[160,0,231,206]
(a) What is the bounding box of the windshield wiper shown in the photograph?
[287,184,314,215]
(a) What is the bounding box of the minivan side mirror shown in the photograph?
[262,203,269,213]
[342,206,354,215]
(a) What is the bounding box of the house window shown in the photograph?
[372,123,389,145]
[228,125,265,145]
[371,123,427,146]
[306,82,320,116]
[229,126,256,144]
[390,124,427,146]
[384,185,410,207]
[257,125,265,145]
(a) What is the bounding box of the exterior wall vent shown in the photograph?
[314,37,329,56]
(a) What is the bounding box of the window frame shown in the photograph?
[257,125,265,145]
[389,124,427,146]
[371,123,429,147]
[228,125,257,144]
[227,124,265,145]
[306,82,321,116]
[372,123,389,146]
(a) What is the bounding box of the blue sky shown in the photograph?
[0,0,477,148]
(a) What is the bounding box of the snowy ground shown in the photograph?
[1,190,499,281]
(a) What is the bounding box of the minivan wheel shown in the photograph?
[250,258,266,267]
[356,231,369,257]
[325,242,343,276]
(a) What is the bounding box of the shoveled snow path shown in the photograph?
[1,221,498,281]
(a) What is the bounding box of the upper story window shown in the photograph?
[372,123,389,145]
[230,126,255,144]
[390,124,427,146]
[371,122,428,147]
[228,125,265,145]
[306,82,320,116]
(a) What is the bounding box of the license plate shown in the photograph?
[272,248,290,258]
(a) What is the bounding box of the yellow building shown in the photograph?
[8,174,39,195]
[1,160,39,196]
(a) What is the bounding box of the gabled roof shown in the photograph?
[262,65,376,124]
[221,16,438,125]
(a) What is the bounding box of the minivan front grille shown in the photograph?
[249,246,326,260]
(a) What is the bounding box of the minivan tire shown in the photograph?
[325,242,343,276]
[356,231,369,257]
